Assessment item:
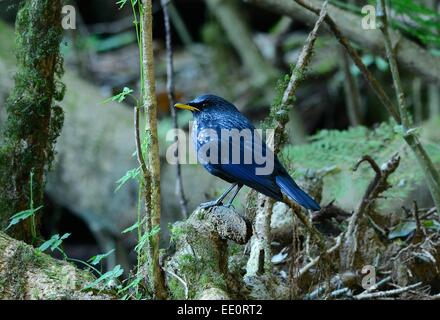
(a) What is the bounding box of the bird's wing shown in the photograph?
[203,115,283,201]
[217,162,283,201]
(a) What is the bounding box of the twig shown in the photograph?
[248,1,329,277]
[161,0,188,219]
[377,0,409,128]
[134,106,152,236]
[390,234,436,263]
[357,276,391,296]
[163,268,189,299]
[272,0,329,153]
[284,197,326,250]
[293,0,401,122]
[339,47,363,126]
[432,293,440,300]
[279,0,328,261]
[342,154,400,269]
[329,287,351,299]
[354,282,422,300]
[377,0,440,214]
[420,207,437,220]
[352,154,400,225]
[296,234,342,279]
[353,155,381,176]
[411,201,426,241]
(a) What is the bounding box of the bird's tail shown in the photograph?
[275,175,321,211]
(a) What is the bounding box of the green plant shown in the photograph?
[5,171,41,243]
[37,233,71,252]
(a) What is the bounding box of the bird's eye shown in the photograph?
[203,103,207,107]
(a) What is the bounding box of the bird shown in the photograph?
[174,94,320,211]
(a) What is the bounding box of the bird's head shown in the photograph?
[174,94,238,115]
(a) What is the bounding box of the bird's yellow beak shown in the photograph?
[174,103,200,112]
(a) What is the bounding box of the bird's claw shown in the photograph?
[198,200,222,210]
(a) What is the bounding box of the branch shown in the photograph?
[354,282,422,300]
[355,153,400,221]
[356,275,392,296]
[283,196,326,250]
[339,48,363,126]
[292,0,400,122]
[342,153,400,269]
[377,0,440,214]
[161,0,188,219]
[295,234,342,279]
[140,0,167,299]
[272,0,328,153]
[247,1,329,277]
[242,0,440,85]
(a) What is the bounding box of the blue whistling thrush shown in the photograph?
[175,94,320,211]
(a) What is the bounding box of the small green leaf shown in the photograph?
[38,233,71,252]
[6,206,43,230]
[84,265,124,290]
[101,87,134,104]
[115,167,141,192]
[135,225,160,253]
[38,234,59,252]
[122,221,140,234]
[116,0,129,9]
[119,276,143,293]
[422,219,440,231]
[88,249,115,266]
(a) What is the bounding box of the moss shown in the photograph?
[0,241,36,299]
[0,0,65,241]
[167,212,230,299]
[260,72,292,149]
[283,120,440,210]
[168,223,185,244]
[168,276,185,299]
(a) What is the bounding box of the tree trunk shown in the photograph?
[140,0,168,300]
[0,0,65,243]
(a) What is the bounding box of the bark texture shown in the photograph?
[140,0,167,299]
[0,0,65,243]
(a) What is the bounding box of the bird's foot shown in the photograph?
[198,200,222,210]
[222,203,235,210]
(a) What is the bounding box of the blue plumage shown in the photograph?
[176,94,320,211]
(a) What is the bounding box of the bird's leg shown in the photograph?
[199,183,237,209]
[224,184,243,208]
